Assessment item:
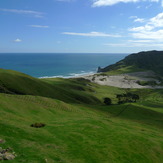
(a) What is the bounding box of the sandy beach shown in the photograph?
[79,71,163,89]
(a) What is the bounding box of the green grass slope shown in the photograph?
[0,93,163,163]
[0,68,163,162]
[98,50,163,75]
[0,69,100,104]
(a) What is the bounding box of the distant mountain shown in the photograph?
[98,50,163,75]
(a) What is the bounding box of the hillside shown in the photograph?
[0,69,100,104]
[0,66,163,162]
[0,90,163,162]
[98,50,163,75]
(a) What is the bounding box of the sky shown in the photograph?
[0,0,163,53]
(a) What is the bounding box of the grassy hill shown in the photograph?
[0,66,163,162]
[0,69,100,104]
[98,50,163,75]
[0,93,163,163]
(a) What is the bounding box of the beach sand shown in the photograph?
[78,71,163,89]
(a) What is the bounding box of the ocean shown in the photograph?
[0,53,128,78]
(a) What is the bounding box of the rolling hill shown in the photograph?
[0,52,163,162]
[0,68,100,104]
[98,50,163,75]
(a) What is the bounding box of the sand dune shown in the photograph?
[81,71,163,89]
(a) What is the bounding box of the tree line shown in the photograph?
[104,93,139,105]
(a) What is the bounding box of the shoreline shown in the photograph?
[38,71,96,79]
[39,70,163,89]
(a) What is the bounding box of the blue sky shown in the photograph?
[0,0,163,53]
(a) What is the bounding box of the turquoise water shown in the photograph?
[0,53,128,78]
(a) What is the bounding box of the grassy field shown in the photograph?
[0,69,163,163]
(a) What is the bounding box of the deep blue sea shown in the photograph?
[0,53,128,78]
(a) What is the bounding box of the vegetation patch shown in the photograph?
[116,93,139,104]
[99,78,106,81]
[136,80,157,86]
[103,97,112,105]
[30,123,46,128]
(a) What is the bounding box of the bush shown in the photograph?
[104,97,112,105]
[116,93,140,104]
[137,80,157,86]
[30,123,45,128]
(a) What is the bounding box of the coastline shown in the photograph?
[38,71,96,79]
[0,53,128,79]
[40,70,163,89]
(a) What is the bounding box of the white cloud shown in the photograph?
[149,12,163,27]
[105,42,163,47]
[105,43,129,47]
[29,25,49,28]
[129,16,138,19]
[129,25,154,31]
[92,0,159,7]
[129,16,145,22]
[134,18,145,22]
[132,30,163,39]
[0,8,44,18]
[128,39,153,42]
[129,12,163,40]
[14,39,22,42]
[62,31,121,37]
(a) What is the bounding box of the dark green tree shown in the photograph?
[132,94,140,102]
[116,94,122,103]
[116,93,140,104]
[104,97,112,105]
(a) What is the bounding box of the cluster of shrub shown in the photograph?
[30,123,45,128]
[116,93,139,104]
[104,93,139,105]
[136,80,158,86]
